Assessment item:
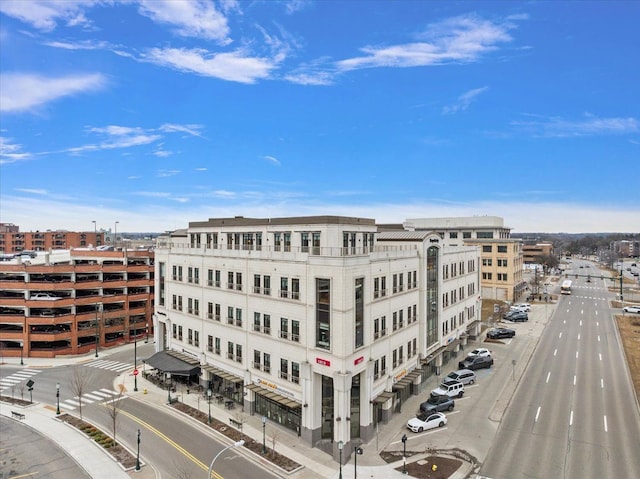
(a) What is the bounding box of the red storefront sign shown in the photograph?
[316,357,331,367]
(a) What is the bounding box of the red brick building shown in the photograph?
[0,249,154,358]
[0,226,105,254]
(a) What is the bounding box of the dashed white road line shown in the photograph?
[601,378,604,389]
[553,348,558,357]
[576,351,579,359]
[535,406,541,422]
[570,410,574,426]
[546,372,551,383]
[604,415,608,432]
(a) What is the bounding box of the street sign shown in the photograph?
[133,369,139,376]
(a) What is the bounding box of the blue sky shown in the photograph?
[1,0,639,234]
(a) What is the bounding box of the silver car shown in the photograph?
[445,369,476,385]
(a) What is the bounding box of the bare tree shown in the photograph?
[103,389,124,446]
[70,367,93,420]
[17,381,26,401]
[173,459,194,479]
[268,427,280,458]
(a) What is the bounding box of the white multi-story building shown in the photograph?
[152,216,480,459]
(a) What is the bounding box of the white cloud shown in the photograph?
[442,86,489,114]
[0,73,106,113]
[143,47,278,84]
[0,0,97,31]
[157,169,181,177]
[159,123,205,138]
[195,167,208,171]
[0,136,32,164]
[337,14,517,71]
[14,188,48,195]
[263,155,281,166]
[2,193,638,234]
[137,0,231,43]
[153,149,173,157]
[513,114,640,138]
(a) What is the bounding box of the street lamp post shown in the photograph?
[94,308,99,358]
[354,446,363,479]
[207,440,244,479]
[133,339,138,392]
[401,434,408,475]
[166,373,172,403]
[338,440,344,479]
[114,221,119,248]
[135,429,141,471]
[207,389,212,424]
[145,322,149,343]
[92,220,97,246]
[262,416,267,453]
[56,382,60,415]
[20,341,24,366]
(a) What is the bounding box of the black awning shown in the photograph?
[145,351,201,376]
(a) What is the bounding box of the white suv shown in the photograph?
[430,379,464,398]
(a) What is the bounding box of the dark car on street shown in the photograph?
[458,355,494,371]
[487,328,516,340]
[420,394,455,413]
[503,310,528,322]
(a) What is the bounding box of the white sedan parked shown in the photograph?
[623,305,640,314]
[467,347,491,358]
[407,412,448,433]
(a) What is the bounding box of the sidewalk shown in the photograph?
[2,341,477,479]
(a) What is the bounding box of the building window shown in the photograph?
[498,245,508,253]
[280,277,289,298]
[291,362,300,383]
[280,359,288,380]
[483,258,493,266]
[280,317,289,339]
[194,331,199,347]
[291,320,300,342]
[254,350,261,369]
[263,353,271,373]
[214,337,220,355]
[355,277,364,348]
[291,278,300,300]
[477,232,494,239]
[482,245,492,253]
[316,278,331,349]
[263,275,271,295]
[207,335,213,352]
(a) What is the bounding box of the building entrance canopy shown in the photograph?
[145,350,200,376]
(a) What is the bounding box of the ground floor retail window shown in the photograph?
[255,395,301,435]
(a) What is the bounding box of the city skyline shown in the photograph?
[1,1,639,233]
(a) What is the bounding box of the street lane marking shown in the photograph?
[599,353,602,361]
[576,351,579,359]
[553,349,557,357]
[570,410,573,426]
[578,333,581,340]
[579,320,582,326]
[573,375,576,386]
[601,378,604,389]
[117,409,215,476]
[546,372,551,383]
[83,393,104,401]
[535,406,541,422]
[597,321,599,327]
[563,320,566,324]
[559,332,563,339]
[604,415,608,432]
[598,335,601,342]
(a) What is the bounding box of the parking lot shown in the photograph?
[380,300,555,464]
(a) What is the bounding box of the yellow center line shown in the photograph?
[8,473,38,479]
[118,409,224,479]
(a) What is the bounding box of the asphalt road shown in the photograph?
[2,343,279,479]
[480,271,640,478]
[0,415,91,479]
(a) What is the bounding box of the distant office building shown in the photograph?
[0,249,154,358]
[153,215,480,458]
[0,223,20,233]
[0,228,105,253]
[522,241,554,265]
[404,216,524,302]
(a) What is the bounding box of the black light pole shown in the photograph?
[135,428,141,471]
[338,440,344,479]
[167,374,171,403]
[262,416,267,453]
[56,382,60,415]
[354,446,363,479]
[133,338,138,392]
[207,389,212,424]
[94,308,99,358]
[401,434,408,475]
[20,342,24,366]
[145,322,149,343]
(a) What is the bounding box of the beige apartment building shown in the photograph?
[404,216,524,302]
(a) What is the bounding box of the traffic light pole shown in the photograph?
[567,272,623,302]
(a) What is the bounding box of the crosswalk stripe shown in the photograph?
[64,399,81,406]
[100,388,121,395]
[0,379,21,385]
[83,393,103,401]
[90,391,113,398]
[13,371,38,377]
